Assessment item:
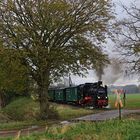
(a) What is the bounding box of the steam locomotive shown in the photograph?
[48,81,108,108]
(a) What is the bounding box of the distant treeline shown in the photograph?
[50,83,140,94]
[108,85,140,94]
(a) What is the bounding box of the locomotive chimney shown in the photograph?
[98,81,102,86]
[95,65,104,81]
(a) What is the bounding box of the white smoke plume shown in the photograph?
[102,58,124,85]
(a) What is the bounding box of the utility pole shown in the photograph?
[123,90,126,107]
[69,74,72,87]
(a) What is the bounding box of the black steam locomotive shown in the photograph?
[48,81,108,108]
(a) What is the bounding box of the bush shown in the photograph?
[2,97,39,121]
[0,113,10,123]
[2,97,59,121]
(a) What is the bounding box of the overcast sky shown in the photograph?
[70,0,140,86]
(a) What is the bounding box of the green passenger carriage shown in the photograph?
[65,87,81,103]
[48,81,108,108]
[54,89,65,102]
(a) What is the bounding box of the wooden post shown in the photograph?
[118,103,121,120]
[123,91,126,107]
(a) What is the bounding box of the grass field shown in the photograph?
[1,119,140,140]
[0,98,97,130]
[1,98,97,120]
[108,93,140,109]
[55,103,99,120]
[0,94,139,131]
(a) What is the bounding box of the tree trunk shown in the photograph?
[0,91,6,108]
[38,85,50,120]
[38,69,50,120]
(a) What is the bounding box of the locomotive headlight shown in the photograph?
[97,96,100,99]
[105,96,108,99]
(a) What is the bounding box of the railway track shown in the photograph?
[0,126,46,138]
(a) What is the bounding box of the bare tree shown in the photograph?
[115,1,140,74]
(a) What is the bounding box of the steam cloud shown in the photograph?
[97,58,124,85]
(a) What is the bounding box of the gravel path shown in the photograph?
[74,109,140,121]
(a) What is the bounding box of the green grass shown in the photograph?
[54,103,98,120]
[0,94,139,131]
[0,120,45,130]
[1,97,39,121]
[109,93,140,109]
[1,119,140,140]
[0,98,96,130]
[1,98,96,121]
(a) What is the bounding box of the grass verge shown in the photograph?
[1,119,140,140]
[0,98,97,130]
[54,103,98,120]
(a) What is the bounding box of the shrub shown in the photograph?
[2,97,39,121]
